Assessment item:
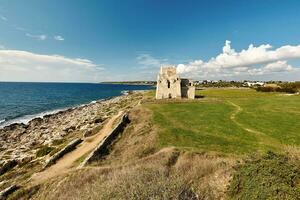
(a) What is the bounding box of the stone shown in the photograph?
[83,129,93,137]
[156,65,195,99]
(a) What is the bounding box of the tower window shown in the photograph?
[167,80,170,88]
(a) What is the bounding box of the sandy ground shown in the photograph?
[30,111,123,185]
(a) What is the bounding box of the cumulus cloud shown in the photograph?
[25,33,47,41]
[0,49,104,82]
[177,40,300,80]
[54,35,64,41]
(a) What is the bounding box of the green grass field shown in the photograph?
[145,89,300,155]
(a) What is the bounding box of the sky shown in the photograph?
[1,0,300,82]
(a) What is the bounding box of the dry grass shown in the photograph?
[33,149,235,200]
[31,106,236,200]
[284,145,300,164]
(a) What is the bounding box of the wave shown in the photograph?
[121,90,129,95]
[0,119,5,124]
[0,108,67,128]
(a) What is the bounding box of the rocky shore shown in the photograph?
[0,92,144,168]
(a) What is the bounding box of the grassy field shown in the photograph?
[145,89,300,155]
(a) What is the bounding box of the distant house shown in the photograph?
[243,81,265,87]
[156,65,195,99]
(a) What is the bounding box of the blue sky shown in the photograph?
[1,0,300,82]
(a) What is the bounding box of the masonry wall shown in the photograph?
[156,67,182,99]
[155,66,195,100]
[187,86,195,99]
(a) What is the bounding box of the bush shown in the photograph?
[36,146,55,157]
[51,139,65,146]
[227,151,300,200]
[255,86,275,92]
[256,84,299,94]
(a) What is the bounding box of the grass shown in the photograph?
[227,151,300,200]
[31,106,234,199]
[145,88,300,154]
[36,146,55,157]
[9,90,300,199]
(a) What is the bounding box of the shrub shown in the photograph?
[51,139,65,146]
[255,86,275,92]
[227,151,300,200]
[256,84,299,94]
[36,146,55,158]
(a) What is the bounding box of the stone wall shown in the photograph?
[0,185,19,200]
[156,66,182,99]
[156,65,195,99]
[79,113,130,167]
[0,160,17,176]
[187,86,195,99]
[44,138,83,168]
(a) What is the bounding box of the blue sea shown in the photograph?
[0,82,153,128]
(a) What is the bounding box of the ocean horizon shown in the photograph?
[0,82,153,128]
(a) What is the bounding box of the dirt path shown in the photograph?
[227,101,280,148]
[31,111,123,185]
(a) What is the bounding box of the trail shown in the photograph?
[31,111,123,185]
[227,101,280,148]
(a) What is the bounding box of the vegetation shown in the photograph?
[256,82,300,93]
[146,89,300,154]
[36,146,55,157]
[33,106,235,199]
[8,88,300,199]
[197,80,244,88]
[228,151,300,200]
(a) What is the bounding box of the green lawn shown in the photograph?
[145,89,300,155]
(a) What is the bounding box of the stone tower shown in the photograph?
[156,65,195,99]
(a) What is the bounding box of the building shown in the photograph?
[155,65,195,99]
[243,81,265,87]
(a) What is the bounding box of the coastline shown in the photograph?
[0,90,132,129]
[0,91,145,164]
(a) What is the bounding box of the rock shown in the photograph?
[63,125,76,133]
[0,93,141,169]
[83,129,92,137]
[93,117,103,124]
[17,156,33,165]
[28,117,43,127]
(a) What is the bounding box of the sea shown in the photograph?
[0,82,153,128]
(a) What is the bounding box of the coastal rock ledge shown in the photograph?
[0,92,144,169]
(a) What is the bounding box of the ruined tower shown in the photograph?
[156,65,195,99]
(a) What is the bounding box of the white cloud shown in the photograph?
[0,44,4,49]
[0,15,7,21]
[248,61,293,75]
[54,35,64,41]
[25,33,47,41]
[136,54,168,68]
[0,49,104,82]
[177,40,300,80]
